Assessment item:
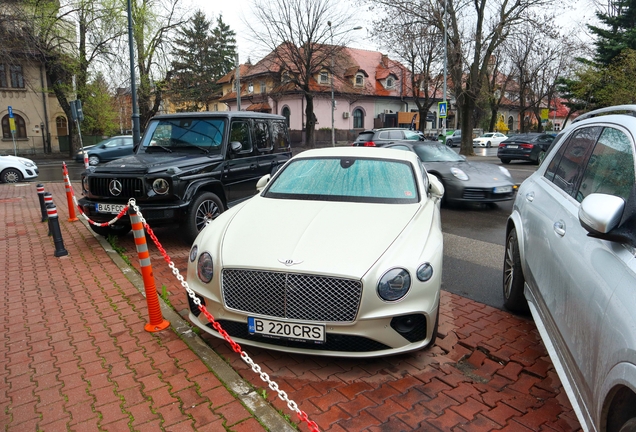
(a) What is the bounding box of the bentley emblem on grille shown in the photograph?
[109,179,123,196]
[278,258,303,266]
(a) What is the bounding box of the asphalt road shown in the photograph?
[34,148,538,311]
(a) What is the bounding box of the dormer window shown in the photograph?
[355,73,364,86]
[281,71,290,83]
[386,77,395,88]
[320,71,329,84]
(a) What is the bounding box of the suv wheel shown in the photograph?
[184,192,224,243]
[89,223,132,237]
[88,155,100,166]
[503,229,529,312]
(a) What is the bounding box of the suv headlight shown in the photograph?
[377,268,411,301]
[82,176,90,193]
[152,178,170,195]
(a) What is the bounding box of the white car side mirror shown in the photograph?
[579,193,624,234]
[428,174,444,199]
[256,174,271,192]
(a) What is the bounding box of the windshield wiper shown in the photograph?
[146,145,172,153]
[176,142,210,154]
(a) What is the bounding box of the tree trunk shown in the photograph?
[489,106,498,132]
[459,98,475,156]
[304,94,316,148]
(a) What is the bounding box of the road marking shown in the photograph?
[444,233,505,270]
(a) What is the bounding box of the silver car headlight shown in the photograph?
[416,263,434,281]
[450,167,469,181]
[152,178,170,195]
[377,268,411,301]
[498,166,511,177]
[189,245,198,262]
[197,252,213,283]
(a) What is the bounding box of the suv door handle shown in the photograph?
[525,191,534,202]
[553,220,566,237]
[250,163,257,170]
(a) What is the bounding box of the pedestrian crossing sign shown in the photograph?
[438,101,448,119]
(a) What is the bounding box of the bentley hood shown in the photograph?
[217,196,421,278]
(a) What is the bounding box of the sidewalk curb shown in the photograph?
[79,217,296,432]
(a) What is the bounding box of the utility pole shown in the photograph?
[235,54,241,111]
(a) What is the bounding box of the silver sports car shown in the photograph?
[385,142,516,205]
[186,147,444,357]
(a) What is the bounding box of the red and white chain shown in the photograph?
[128,200,320,432]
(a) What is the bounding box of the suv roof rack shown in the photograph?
[572,105,636,123]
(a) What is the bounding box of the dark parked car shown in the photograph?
[385,142,516,205]
[78,112,292,243]
[445,130,461,147]
[497,133,555,164]
[352,128,424,147]
[75,135,134,166]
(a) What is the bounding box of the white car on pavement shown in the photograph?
[0,155,39,183]
[503,105,636,432]
[186,147,445,357]
[472,132,508,148]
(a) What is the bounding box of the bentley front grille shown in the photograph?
[89,177,144,198]
[222,269,362,322]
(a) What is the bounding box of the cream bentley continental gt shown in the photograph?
[186,147,444,357]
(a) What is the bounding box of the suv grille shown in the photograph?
[222,269,362,322]
[89,177,144,198]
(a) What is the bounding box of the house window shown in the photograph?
[248,82,254,93]
[2,113,27,138]
[281,72,290,83]
[320,71,329,84]
[386,77,394,88]
[260,82,266,94]
[353,108,364,129]
[507,116,514,132]
[56,116,68,137]
[0,64,7,88]
[282,106,291,127]
[355,73,364,86]
[10,65,24,88]
[213,104,218,111]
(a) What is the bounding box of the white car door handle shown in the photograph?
[526,192,534,202]
[553,220,566,237]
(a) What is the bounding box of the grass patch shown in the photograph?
[106,234,132,266]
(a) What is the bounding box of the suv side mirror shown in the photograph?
[579,193,623,234]
[230,141,243,153]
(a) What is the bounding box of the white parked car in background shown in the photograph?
[186,147,445,357]
[503,105,636,432]
[0,155,39,183]
[472,132,508,148]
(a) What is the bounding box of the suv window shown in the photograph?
[230,120,253,154]
[545,126,601,197]
[254,120,272,151]
[272,121,289,149]
[577,127,635,202]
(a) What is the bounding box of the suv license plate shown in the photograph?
[248,317,325,343]
[493,186,513,194]
[96,203,126,214]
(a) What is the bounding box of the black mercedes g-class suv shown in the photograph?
[78,111,292,243]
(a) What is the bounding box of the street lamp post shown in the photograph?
[328,22,362,147]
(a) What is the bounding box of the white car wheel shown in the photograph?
[1,168,22,183]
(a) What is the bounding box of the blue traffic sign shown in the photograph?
[438,101,447,119]
[8,106,13,118]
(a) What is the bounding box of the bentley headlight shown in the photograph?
[377,268,411,301]
[498,166,511,177]
[450,167,469,181]
[189,245,198,262]
[197,252,213,283]
[152,178,170,195]
[416,263,433,281]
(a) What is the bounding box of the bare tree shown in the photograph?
[246,0,356,147]
[371,11,444,133]
[361,0,556,155]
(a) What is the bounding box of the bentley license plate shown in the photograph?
[96,203,126,214]
[248,317,325,343]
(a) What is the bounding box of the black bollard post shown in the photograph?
[44,193,54,235]
[46,203,68,257]
[46,203,54,236]
[36,184,47,222]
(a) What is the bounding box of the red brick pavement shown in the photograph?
[4,181,584,431]
[0,182,291,431]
